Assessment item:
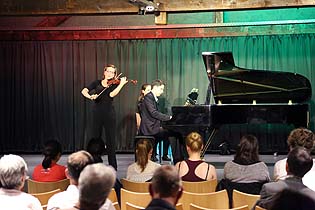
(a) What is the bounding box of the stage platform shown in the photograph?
[20,153,286,181]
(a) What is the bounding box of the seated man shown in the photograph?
[145,165,183,210]
[255,147,315,209]
[0,154,42,210]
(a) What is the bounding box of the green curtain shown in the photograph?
[0,34,314,153]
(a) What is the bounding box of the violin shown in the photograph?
[107,78,137,86]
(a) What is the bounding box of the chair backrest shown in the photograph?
[121,178,151,193]
[182,179,217,193]
[120,188,151,210]
[27,178,70,193]
[126,202,145,210]
[233,189,260,209]
[179,189,229,210]
[108,188,118,203]
[190,203,249,210]
[31,188,61,210]
[254,205,267,210]
[113,202,121,210]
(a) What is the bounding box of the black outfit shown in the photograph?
[138,92,171,159]
[87,80,118,170]
[145,198,176,210]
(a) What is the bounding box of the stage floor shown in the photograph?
[20,153,286,181]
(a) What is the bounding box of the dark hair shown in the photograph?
[136,139,153,172]
[67,151,94,182]
[287,147,313,177]
[86,138,106,163]
[151,79,164,88]
[138,83,151,102]
[287,128,314,151]
[42,139,62,169]
[234,135,260,165]
[270,189,315,210]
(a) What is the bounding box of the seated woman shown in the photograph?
[175,132,217,181]
[126,138,161,182]
[32,139,66,182]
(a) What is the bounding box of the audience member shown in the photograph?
[61,163,116,210]
[145,165,183,210]
[268,189,315,210]
[32,139,66,182]
[175,132,217,181]
[273,127,315,191]
[0,154,43,210]
[47,150,115,210]
[127,138,161,182]
[255,147,315,209]
[86,138,106,163]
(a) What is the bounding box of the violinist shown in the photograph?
[81,64,128,170]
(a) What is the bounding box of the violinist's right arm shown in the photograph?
[81,88,98,100]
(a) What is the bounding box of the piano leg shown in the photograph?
[201,128,219,158]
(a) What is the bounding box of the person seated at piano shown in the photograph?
[175,132,217,181]
[136,83,151,133]
[273,127,315,191]
[219,135,270,195]
[126,139,161,182]
[139,79,172,162]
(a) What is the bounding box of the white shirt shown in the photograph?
[127,160,161,182]
[47,184,115,210]
[273,158,315,191]
[0,188,43,210]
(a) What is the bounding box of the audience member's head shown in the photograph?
[66,150,94,185]
[149,165,182,206]
[78,163,116,210]
[234,134,260,165]
[269,188,315,210]
[0,154,28,190]
[286,146,313,177]
[136,138,153,172]
[86,138,106,163]
[42,139,63,169]
[287,127,314,152]
[185,132,203,153]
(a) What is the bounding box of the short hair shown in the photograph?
[0,154,28,189]
[86,138,106,163]
[185,132,203,152]
[287,147,313,177]
[151,165,181,198]
[136,139,153,172]
[234,134,260,165]
[287,128,314,151]
[151,79,164,88]
[42,139,63,169]
[67,150,94,181]
[79,163,116,210]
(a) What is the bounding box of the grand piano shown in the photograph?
[163,52,312,156]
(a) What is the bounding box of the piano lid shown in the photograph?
[202,52,312,104]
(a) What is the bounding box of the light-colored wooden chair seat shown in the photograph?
[121,188,151,210]
[182,179,217,193]
[27,178,70,193]
[190,203,249,210]
[233,189,260,209]
[31,188,61,210]
[179,189,229,210]
[121,178,151,193]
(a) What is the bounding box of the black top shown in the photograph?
[145,198,177,210]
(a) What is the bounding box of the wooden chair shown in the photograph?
[126,202,145,210]
[121,178,151,193]
[233,189,260,209]
[31,188,61,210]
[113,202,121,210]
[108,188,118,203]
[254,206,266,210]
[120,188,151,210]
[190,203,249,210]
[27,178,70,193]
[179,189,229,210]
[182,179,217,193]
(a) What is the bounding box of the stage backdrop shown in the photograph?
[1,34,314,153]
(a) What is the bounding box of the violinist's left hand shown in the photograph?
[120,77,128,86]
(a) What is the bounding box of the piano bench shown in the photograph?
[134,135,162,163]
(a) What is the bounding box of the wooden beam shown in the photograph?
[1,22,315,40]
[35,16,70,27]
[0,0,315,15]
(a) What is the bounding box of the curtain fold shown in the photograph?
[1,34,314,153]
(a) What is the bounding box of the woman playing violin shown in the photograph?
[81,64,128,170]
